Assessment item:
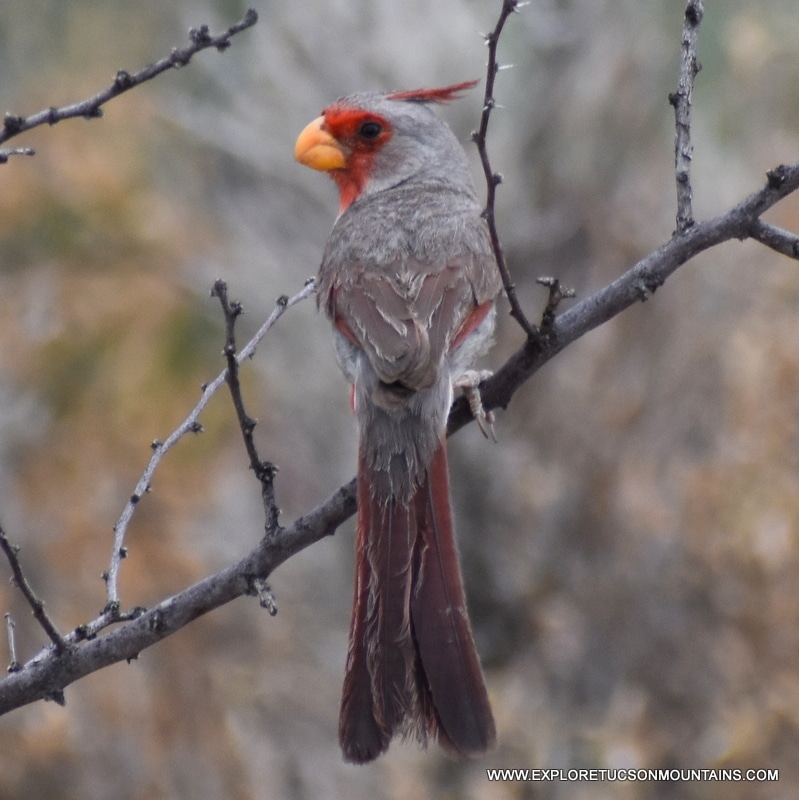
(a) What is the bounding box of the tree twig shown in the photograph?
[4,614,20,673]
[473,0,537,337]
[0,146,35,164]
[748,218,799,260]
[104,278,316,609]
[212,279,281,538]
[0,9,258,159]
[669,0,704,233]
[0,524,67,655]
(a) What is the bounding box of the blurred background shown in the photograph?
[1,0,799,798]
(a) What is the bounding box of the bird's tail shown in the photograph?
[339,440,495,764]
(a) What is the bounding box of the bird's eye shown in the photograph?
[358,121,383,141]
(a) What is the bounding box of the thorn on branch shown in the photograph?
[254,460,279,483]
[210,278,227,298]
[148,609,168,633]
[113,70,134,91]
[247,576,278,616]
[72,624,91,643]
[189,24,213,46]
[634,278,655,302]
[767,165,788,190]
[685,0,704,26]
[3,113,24,134]
[170,47,192,68]
[45,689,66,706]
[5,614,20,673]
[103,599,121,618]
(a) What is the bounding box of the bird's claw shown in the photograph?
[454,370,496,441]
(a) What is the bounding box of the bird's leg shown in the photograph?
[453,370,495,441]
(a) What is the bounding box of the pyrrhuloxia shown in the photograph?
[295,81,501,764]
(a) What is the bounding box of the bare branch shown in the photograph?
[449,160,799,434]
[104,279,316,608]
[0,9,258,156]
[0,524,67,655]
[669,0,704,233]
[473,0,537,337]
[749,219,799,260]
[0,146,35,164]
[0,474,355,716]
[212,279,281,537]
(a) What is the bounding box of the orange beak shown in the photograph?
[294,116,347,171]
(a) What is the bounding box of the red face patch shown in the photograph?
[320,107,394,211]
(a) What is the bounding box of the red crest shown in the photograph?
[386,80,479,104]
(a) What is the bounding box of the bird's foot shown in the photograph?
[454,370,496,441]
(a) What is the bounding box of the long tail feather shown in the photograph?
[339,467,384,763]
[339,441,495,763]
[411,441,496,757]
[339,452,417,763]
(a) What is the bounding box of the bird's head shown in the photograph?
[294,81,478,212]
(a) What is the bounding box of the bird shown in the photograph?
[294,81,501,764]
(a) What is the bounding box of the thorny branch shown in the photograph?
[104,279,315,608]
[473,0,537,337]
[0,524,66,656]
[212,279,281,537]
[0,9,258,163]
[4,0,799,717]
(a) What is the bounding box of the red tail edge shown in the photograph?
[339,442,495,763]
[412,442,496,757]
